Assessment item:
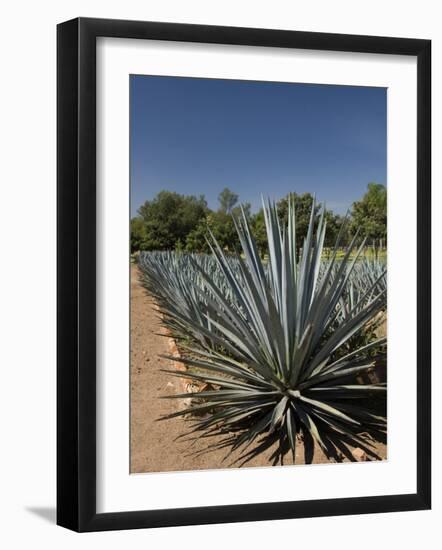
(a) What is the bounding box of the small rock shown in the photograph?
[352,447,367,461]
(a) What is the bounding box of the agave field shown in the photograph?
[138,199,387,466]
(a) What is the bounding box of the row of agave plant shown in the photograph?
[138,199,387,465]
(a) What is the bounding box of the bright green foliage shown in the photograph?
[185,211,239,253]
[351,183,387,245]
[185,203,251,253]
[324,211,349,249]
[140,199,387,465]
[137,191,208,250]
[277,192,320,247]
[252,197,349,259]
[130,217,146,253]
[250,208,268,258]
[130,186,387,256]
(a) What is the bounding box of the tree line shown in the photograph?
[131,183,387,256]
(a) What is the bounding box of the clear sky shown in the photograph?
[130,75,386,217]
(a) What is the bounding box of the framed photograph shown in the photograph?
[57,17,431,532]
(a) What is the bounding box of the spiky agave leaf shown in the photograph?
[153,198,387,464]
[139,250,245,348]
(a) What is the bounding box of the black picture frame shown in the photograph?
[57,17,431,532]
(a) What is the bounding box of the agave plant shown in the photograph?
[155,199,387,465]
[329,258,387,364]
[139,250,244,348]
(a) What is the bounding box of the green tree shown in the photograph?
[350,183,387,245]
[277,193,320,234]
[137,191,208,250]
[130,217,146,253]
[324,211,350,249]
[218,187,239,213]
[210,211,240,252]
[250,208,268,258]
[277,192,321,257]
[185,218,212,253]
[186,202,250,253]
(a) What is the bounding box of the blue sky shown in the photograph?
[130,75,386,216]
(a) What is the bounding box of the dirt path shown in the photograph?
[130,265,385,473]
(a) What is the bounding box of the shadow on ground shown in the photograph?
[26,506,56,524]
